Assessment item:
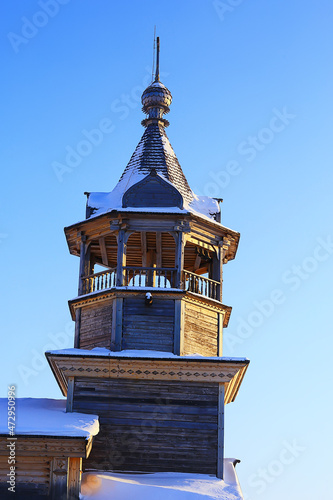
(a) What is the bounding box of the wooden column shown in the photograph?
[217,382,225,479]
[78,235,91,295]
[212,242,223,302]
[116,229,126,286]
[174,299,185,355]
[67,457,82,500]
[73,309,81,348]
[111,297,123,351]
[141,231,147,267]
[217,313,223,357]
[175,231,185,288]
[66,377,74,413]
[50,458,68,500]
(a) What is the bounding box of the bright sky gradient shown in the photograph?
[1,2,333,499]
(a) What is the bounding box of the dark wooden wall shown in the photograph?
[0,456,50,498]
[73,377,219,474]
[79,303,112,349]
[183,301,218,356]
[122,298,174,352]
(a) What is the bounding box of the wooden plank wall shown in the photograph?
[73,377,218,474]
[122,298,174,352]
[0,455,50,498]
[183,301,218,356]
[79,303,113,349]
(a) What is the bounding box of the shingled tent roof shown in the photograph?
[117,122,193,206]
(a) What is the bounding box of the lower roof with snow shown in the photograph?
[80,459,244,499]
[0,398,99,438]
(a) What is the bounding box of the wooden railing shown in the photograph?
[81,268,116,295]
[80,267,220,301]
[183,270,220,301]
[124,267,176,289]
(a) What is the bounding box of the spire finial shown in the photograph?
[155,36,160,82]
[141,36,172,128]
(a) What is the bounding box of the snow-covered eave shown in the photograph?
[46,349,249,404]
[46,347,249,363]
[0,398,99,440]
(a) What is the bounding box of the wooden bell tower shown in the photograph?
[47,38,249,479]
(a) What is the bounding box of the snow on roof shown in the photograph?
[85,121,221,223]
[0,398,99,438]
[46,347,249,363]
[80,460,244,499]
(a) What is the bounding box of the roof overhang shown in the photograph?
[64,209,240,262]
[46,351,249,405]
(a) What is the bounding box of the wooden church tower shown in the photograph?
[47,38,249,480]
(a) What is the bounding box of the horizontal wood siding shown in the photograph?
[73,377,218,474]
[122,298,174,352]
[183,301,218,356]
[0,455,50,498]
[79,303,112,349]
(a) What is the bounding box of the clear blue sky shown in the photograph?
[1,1,333,499]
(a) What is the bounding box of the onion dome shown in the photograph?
[141,37,172,128]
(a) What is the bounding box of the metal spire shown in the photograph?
[154,36,160,82]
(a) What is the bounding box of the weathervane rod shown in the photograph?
[155,36,160,82]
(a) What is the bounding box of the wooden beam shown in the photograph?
[111,297,123,351]
[156,232,162,268]
[141,231,147,267]
[217,383,225,479]
[78,234,87,295]
[74,309,81,349]
[193,254,201,272]
[67,457,82,500]
[217,313,223,357]
[187,235,215,252]
[174,299,185,355]
[116,230,126,286]
[66,377,74,412]
[175,232,185,288]
[99,237,109,266]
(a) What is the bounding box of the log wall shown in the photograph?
[122,297,174,352]
[73,377,219,474]
[79,303,113,349]
[183,301,218,356]
[0,455,50,498]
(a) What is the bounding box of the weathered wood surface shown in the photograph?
[122,297,174,352]
[79,303,112,349]
[122,173,183,209]
[73,378,219,474]
[217,383,225,479]
[67,457,82,500]
[0,455,50,498]
[0,436,87,458]
[183,301,218,356]
[50,457,67,500]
